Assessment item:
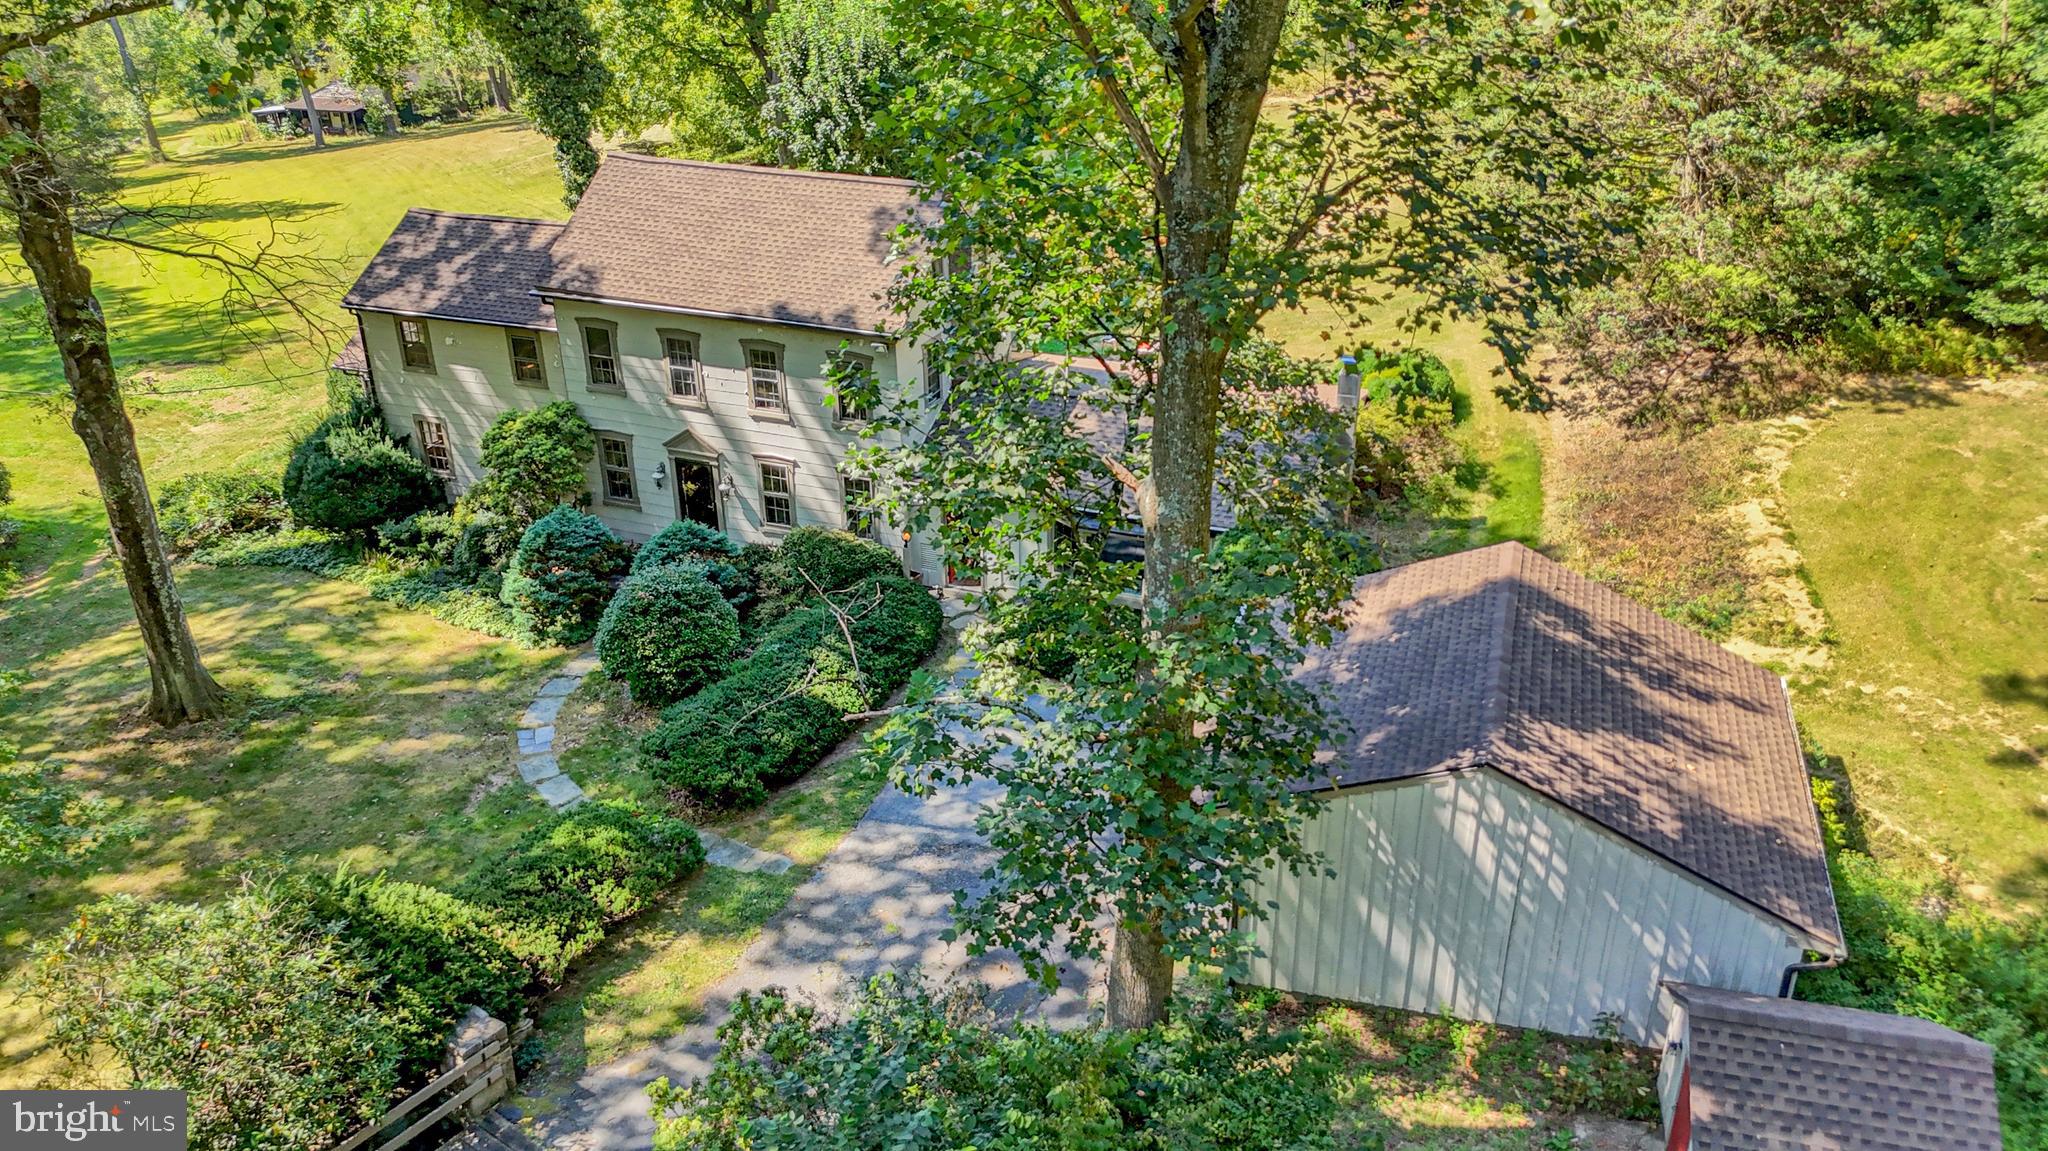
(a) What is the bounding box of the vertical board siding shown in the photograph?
[1248,770,1806,1043]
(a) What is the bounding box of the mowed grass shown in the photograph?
[1779,380,2048,904]
[0,114,581,1086]
[0,111,568,393]
[1260,299,1548,560]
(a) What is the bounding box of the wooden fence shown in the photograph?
[328,1011,532,1151]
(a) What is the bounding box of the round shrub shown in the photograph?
[595,563,743,705]
[22,888,409,1151]
[464,402,596,530]
[501,506,629,645]
[285,423,442,537]
[756,526,903,616]
[633,520,749,602]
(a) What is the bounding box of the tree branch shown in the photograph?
[0,0,169,55]
[1048,0,1167,186]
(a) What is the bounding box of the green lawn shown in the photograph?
[1260,300,1549,560]
[1779,380,2048,905]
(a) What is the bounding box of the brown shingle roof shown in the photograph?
[344,209,564,330]
[1298,542,1841,948]
[538,154,930,334]
[1666,982,2002,1151]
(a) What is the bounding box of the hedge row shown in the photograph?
[641,573,942,807]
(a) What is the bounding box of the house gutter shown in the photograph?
[1777,954,1842,998]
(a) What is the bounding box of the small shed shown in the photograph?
[1657,982,2002,1150]
[1244,542,1844,1042]
[252,82,368,135]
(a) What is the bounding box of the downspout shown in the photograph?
[1777,953,1842,998]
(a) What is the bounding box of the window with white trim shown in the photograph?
[923,356,944,404]
[833,351,872,422]
[397,317,434,372]
[663,332,699,399]
[759,461,794,527]
[747,345,785,412]
[598,433,638,506]
[414,415,453,475]
[508,330,545,386]
[842,474,876,536]
[582,323,620,391]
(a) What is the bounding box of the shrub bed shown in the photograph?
[752,526,903,622]
[194,529,524,639]
[595,564,743,705]
[633,520,749,603]
[283,398,442,537]
[501,506,630,645]
[456,800,706,983]
[641,574,941,807]
[157,467,289,550]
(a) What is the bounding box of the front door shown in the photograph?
[674,458,719,529]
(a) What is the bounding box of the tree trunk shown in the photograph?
[379,81,401,134]
[106,16,164,163]
[446,67,470,116]
[1113,0,1294,1030]
[298,66,327,148]
[0,77,227,726]
[486,65,512,111]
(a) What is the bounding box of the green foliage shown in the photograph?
[1826,315,2022,378]
[500,505,629,644]
[443,0,608,197]
[0,458,12,506]
[271,869,529,1073]
[464,402,597,530]
[976,586,1139,683]
[595,563,743,705]
[283,400,442,537]
[22,887,409,1151]
[642,574,940,807]
[760,0,912,174]
[0,740,136,876]
[194,529,525,640]
[157,467,289,550]
[1355,347,1460,421]
[754,526,902,615]
[648,976,1340,1150]
[632,519,749,602]
[455,800,706,983]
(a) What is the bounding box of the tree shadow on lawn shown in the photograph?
[110,117,535,190]
[0,562,571,1020]
[0,280,340,388]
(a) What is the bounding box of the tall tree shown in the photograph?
[103,15,162,161]
[293,53,327,147]
[863,0,1631,1026]
[333,0,421,134]
[0,0,605,727]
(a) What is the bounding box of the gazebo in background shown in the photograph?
[252,82,368,136]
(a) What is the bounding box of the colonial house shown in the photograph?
[1247,542,1845,1044]
[339,154,954,584]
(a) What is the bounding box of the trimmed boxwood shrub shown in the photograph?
[595,563,743,705]
[272,869,529,1071]
[455,800,706,983]
[633,520,750,604]
[501,506,630,645]
[642,574,942,807]
[464,402,596,530]
[284,398,441,536]
[754,527,902,620]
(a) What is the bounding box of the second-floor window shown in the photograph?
[748,345,784,412]
[760,461,794,527]
[833,352,872,422]
[924,356,944,404]
[582,323,620,391]
[598,434,637,505]
[508,331,545,386]
[414,416,453,475]
[664,333,699,399]
[398,318,434,372]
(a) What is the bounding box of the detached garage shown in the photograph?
[1245,543,1844,1043]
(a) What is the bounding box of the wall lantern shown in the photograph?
[718,474,737,499]
[651,461,668,490]
[901,528,913,544]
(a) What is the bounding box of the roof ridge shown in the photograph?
[403,207,567,227]
[1667,982,1994,1058]
[600,151,921,190]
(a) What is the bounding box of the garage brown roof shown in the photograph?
[1665,983,2002,1150]
[1298,541,1841,948]
[344,209,564,330]
[537,154,931,335]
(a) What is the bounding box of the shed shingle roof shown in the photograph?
[1298,542,1841,948]
[538,154,930,334]
[343,209,564,330]
[1666,982,2002,1151]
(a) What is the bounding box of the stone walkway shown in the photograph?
[512,654,793,875]
[530,775,1099,1151]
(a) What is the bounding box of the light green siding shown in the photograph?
[1247,769,1814,1043]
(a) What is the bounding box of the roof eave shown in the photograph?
[533,288,898,341]
[344,302,557,332]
